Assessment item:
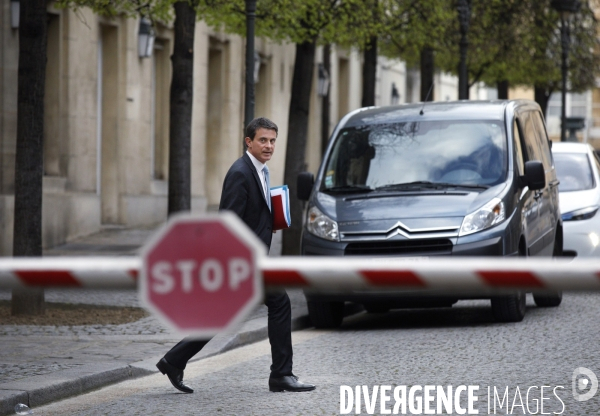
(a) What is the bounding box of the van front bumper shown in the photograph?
[301,230,505,257]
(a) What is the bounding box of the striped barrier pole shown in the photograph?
[0,256,599,292]
[260,257,600,292]
[0,257,140,289]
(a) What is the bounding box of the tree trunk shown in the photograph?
[361,37,377,108]
[534,84,552,119]
[420,47,434,101]
[321,44,331,156]
[11,0,48,315]
[168,1,196,215]
[497,80,509,100]
[282,41,316,256]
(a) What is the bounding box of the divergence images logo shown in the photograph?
[572,367,598,402]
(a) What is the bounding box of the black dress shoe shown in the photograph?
[269,375,316,392]
[156,358,193,393]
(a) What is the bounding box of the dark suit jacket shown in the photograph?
[219,153,273,249]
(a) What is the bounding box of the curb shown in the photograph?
[0,364,152,416]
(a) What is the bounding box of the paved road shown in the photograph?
[34,293,600,415]
[0,288,304,383]
[0,224,305,415]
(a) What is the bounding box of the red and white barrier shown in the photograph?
[260,257,600,292]
[0,256,599,292]
[0,257,140,289]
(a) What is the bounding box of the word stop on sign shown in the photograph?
[150,258,252,294]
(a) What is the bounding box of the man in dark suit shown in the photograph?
[156,117,316,394]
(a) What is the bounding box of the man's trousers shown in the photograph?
[164,290,293,378]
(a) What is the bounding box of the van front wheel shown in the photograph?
[491,292,526,322]
[307,300,344,329]
[533,235,563,307]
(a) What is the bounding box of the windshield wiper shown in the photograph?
[376,181,489,191]
[324,185,373,193]
[445,183,490,190]
[376,181,434,190]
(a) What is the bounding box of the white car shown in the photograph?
[552,142,600,258]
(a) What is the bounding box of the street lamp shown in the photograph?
[457,0,471,100]
[391,83,400,105]
[138,18,155,58]
[551,0,581,142]
[320,45,332,156]
[10,0,19,29]
[317,64,330,97]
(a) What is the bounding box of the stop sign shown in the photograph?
[139,212,264,337]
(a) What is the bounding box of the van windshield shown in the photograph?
[322,120,507,191]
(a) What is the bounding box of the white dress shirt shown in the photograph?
[246,150,269,201]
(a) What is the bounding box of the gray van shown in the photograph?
[297,100,562,328]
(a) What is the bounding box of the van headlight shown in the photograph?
[306,206,339,241]
[459,198,505,236]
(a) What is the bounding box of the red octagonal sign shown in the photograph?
[139,212,264,337]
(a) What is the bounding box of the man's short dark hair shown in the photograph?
[245,117,278,143]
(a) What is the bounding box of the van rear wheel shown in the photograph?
[533,291,562,307]
[307,300,344,329]
[491,292,526,322]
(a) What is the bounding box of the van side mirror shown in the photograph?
[297,172,315,201]
[523,160,545,190]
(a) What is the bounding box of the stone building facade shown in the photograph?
[0,4,421,256]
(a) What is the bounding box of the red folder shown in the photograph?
[271,185,291,230]
[271,193,290,230]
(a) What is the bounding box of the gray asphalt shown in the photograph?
[0,225,313,416]
[32,292,600,415]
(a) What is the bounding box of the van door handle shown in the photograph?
[549,180,560,188]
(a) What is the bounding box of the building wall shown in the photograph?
[377,57,406,106]
[0,2,18,254]
[0,4,471,256]
[0,6,338,255]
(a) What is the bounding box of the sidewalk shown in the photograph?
[0,225,311,415]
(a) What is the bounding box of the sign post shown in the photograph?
[139,212,264,337]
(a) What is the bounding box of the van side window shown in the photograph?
[513,119,525,176]
[531,111,553,169]
[521,112,543,163]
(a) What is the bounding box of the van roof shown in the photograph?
[343,100,536,127]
